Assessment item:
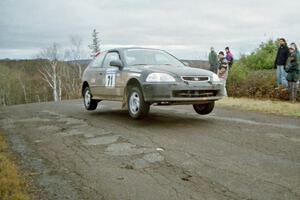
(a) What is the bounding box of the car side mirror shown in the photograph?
[110,60,123,69]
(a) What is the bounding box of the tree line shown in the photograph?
[0,30,101,106]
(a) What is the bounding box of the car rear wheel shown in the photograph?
[127,87,150,119]
[193,102,215,115]
[83,87,98,110]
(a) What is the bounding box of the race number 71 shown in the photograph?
[105,73,116,87]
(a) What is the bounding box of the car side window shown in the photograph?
[103,52,121,68]
[90,52,106,68]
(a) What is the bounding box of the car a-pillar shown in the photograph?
[125,78,150,119]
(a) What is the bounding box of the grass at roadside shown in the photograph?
[0,132,31,200]
[216,97,300,117]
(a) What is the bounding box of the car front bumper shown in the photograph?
[142,81,224,104]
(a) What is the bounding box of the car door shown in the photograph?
[87,52,107,98]
[101,51,123,98]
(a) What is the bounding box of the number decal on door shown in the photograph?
[105,73,116,87]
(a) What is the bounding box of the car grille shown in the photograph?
[173,90,218,98]
[181,76,209,82]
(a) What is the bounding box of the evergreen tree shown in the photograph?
[88,29,100,58]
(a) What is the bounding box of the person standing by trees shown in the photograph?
[290,43,300,59]
[218,51,228,66]
[208,47,218,73]
[290,42,300,90]
[217,51,229,96]
[274,38,289,88]
[285,45,299,103]
[225,47,234,70]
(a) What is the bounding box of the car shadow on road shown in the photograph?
[88,108,215,129]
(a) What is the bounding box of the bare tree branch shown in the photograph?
[38,69,54,89]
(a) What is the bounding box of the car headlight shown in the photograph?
[146,73,175,82]
[212,73,220,82]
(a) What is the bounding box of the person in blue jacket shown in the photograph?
[274,38,289,88]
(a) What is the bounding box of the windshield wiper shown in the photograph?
[130,63,173,66]
[131,64,149,66]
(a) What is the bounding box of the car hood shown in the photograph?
[128,65,213,77]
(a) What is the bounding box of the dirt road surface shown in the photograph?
[0,100,299,200]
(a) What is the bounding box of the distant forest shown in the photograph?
[0,59,87,106]
[1,35,92,106]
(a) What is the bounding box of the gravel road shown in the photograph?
[0,100,299,200]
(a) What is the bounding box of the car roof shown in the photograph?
[108,47,163,52]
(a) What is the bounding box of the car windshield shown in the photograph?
[124,49,184,67]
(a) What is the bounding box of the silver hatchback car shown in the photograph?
[82,48,224,119]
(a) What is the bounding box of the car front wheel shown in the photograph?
[193,102,215,115]
[127,87,150,119]
[83,87,98,110]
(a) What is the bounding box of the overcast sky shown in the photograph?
[1,0,300,60]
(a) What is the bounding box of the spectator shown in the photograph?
[225,47,234,70]
[274,38,289,88]
[290,42,300,89]
[290,43,300,59]
[208,47,218,73]
[218,51,227,64]
[217,51,229,96]
[285,45,299,103]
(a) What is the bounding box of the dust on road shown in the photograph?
[0,100,299,200]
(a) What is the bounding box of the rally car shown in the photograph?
[82,48,224,119]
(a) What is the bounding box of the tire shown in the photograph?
[83,87,98,110]
[127,86,150,119]
[193,102,215,115]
